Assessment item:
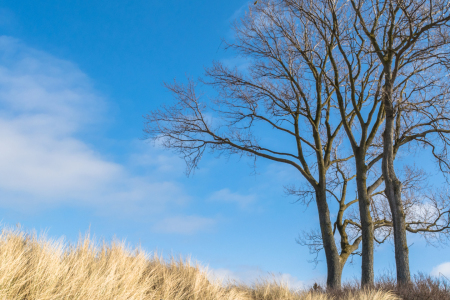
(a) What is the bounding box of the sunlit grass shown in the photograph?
[0,226,414,299]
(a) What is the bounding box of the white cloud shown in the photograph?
[208,188,256,209]
[431,262,450,278]
[0,36,190,216]
[128,145,185,175]
[207,267,238,284]
[405,202,438,223]
[0,122,118,198]
[0,38,105,130]
[207,265,305,291]
[152,215,217,234]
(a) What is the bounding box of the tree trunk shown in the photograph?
[382,87,411,285]
[354,152,375,286]
[315,183,342,289]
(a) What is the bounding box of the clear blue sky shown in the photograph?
[0,0,448,288]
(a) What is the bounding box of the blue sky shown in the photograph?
[0,0,448,288]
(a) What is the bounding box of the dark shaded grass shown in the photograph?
[375,273,450,300]
[310,273,450,300]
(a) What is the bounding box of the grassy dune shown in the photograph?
[0,226,420,300]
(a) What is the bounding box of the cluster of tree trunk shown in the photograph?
[143,0,450,289]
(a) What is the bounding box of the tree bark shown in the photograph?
[382,81,411,285]
[315,182,342,289]
[354,151,375,286]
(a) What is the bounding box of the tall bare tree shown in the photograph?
[345,0,450,285]
[143,0,450,288]
[275,0,386,285]
[143,5,364,286]
[275,0,450,285]
[297,158,450,284]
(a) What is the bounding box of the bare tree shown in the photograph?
[144,81,355,288]
[143,0,450,288]
[374,166,450,247]
[143,5,363,287]
[275,0,450,286]
[290,161,363,268]
[297,161,450,279]
[276,0,386,285]
[345,0,450,285]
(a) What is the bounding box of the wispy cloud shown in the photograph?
[207,265,305,291]
[227,1,252,24]
[208,188,257,210]
[0,36,190,217]
[128,147,185,175]
[151,215,217,235]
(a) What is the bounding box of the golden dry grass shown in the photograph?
[0,226,399,300]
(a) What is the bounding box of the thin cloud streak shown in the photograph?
[152,215,217,235]
[207,265,306,291]
[208,188,257,210]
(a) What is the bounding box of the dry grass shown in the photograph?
[373,273,450,300]
[230,278,399,300]
[312,273,450,300]
[0,227,246,300]
[0,226,421,300]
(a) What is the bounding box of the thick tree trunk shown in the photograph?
[354,152,375,286]
[382,90,411,285]
[315,183,342,289]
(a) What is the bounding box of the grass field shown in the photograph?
[0,226,447,300]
